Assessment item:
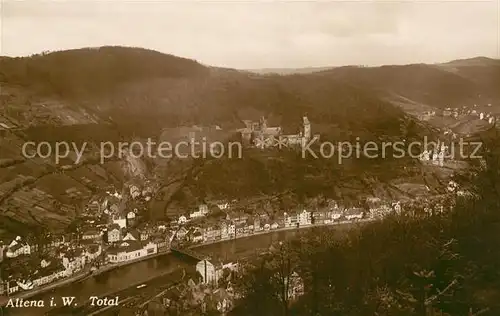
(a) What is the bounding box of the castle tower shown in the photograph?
[259,116,267,130]
[302,116,311,140]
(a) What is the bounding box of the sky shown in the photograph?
[1,0,499,69]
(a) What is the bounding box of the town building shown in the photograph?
[178,215,188,225]
[122,229,140,241]
[83,244,103,262]
[190,208,205,219]
[126,210,136,221]
[298,210,312,226]
[107,241,158,263]
[130,185,141,199]
[112,214,127,229]
[284,212,299,228]
[286,272,305,302]
[82,228,101,240]
[6,237,31,258]
[216,200,230,211]
[176,226,188,241]
[196,259,224,285]
[199,204,209,215]
[0,241,5,262]
[32,261,66,287]
[107,224,122,243]
[344,208,364,220]
[62,249,87,274]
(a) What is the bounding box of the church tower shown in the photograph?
[259,116,267,130]
[302,116,311,140]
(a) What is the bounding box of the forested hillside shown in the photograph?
[0,46,497,234]
[232,132,500,316]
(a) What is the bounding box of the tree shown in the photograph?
[234,241,299,316]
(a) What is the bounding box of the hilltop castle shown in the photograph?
[238,116,317,149]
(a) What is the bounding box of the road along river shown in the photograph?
[3,224,355,316]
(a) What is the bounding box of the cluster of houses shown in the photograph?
[184,255,304,314]
[419,103,498,129]
[171,199,398,248]
[172,193,455,250]
[441,103,498,125]
[1,173,455,301]
[136,264,244,315]
[0,184,165,297]
[136,248,304,315]
[0,232,102,295]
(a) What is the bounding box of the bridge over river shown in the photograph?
[3,225,345,316]
[2,228,301,315]
[170,246,207,261]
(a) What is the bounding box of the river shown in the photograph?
[4,227,314,316]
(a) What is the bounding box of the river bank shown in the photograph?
[188,218,373,250]
[0,218,373,307]
[0,269,91,307]
[2,225,360,316]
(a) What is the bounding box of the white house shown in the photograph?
[392,202,402,214]
[344,208,364,220]
[189,209,205,219]
[126,210,136,220]
[107,224,122,243]
[178,215,188,225]
[228,223,236,236]
[199,204,209,215]
[330,207,344,221]
[6,237,31,258]
[122,230,140,241]
[130,185,141,199]
[82,228,101,240]
[447,180,458,193]
[32,263,66,287]
[284,212,298,228]
[112,215,127,229]
[298,210,312,226]
[107,241,158,263]
[196,259,223,285]
[0,242,6,262]
[62,250,87,274]
[217,202,230,210]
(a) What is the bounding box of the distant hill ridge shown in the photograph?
[246,56,500,74]
[0,46,498,234]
